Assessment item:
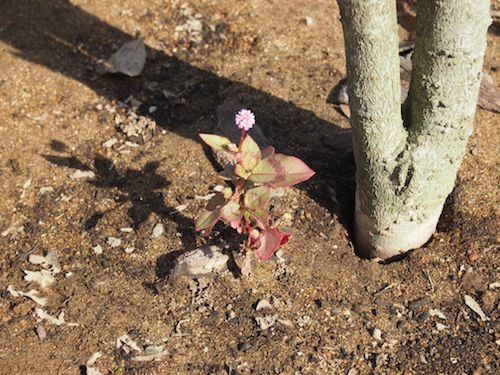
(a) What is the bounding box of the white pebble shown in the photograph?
[107,237,122,248]
[92,245,103,255]
[151,223,165,239]
[372,328,383,341]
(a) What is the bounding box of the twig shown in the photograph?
[422,269,435,294]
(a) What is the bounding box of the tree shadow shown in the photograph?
[43,141,196,250]
[2,0,356,254]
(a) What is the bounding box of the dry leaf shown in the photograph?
[33,307,79,326]
[478,72,500,113]
[464,294,489,321]
[397,0,416,41]
[23,270,56,288]
[7,285,47,306]
[339,104,351,118]
[86,352,103,375]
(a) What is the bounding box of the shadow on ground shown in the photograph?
[43,141,196,251]
[1,0,356,251]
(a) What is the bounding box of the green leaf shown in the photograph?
[244,186,270,210]
[222,187,233,199]
[199,133,232,151]
[249,153,315,188]
[240,134,261,171]
[235,164,250,179]
[220,201,242,221]
[245,208,269,229]
[195,209,221,232]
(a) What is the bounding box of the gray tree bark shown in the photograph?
[337,0,491,259]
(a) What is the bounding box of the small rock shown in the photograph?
[39,187,54,195]
[435,322,448,331]
[172,203,188,213]
[22,178,32,190]
[256,299,273,311]
[102,138,118,148]
[86,352,103,375]
[297,315,311,327]
[372,328,383,341]
[277,318,294,328]
[171,246,229,278]
[70,170,96,180]
[92,245,103,255]
[104,39,146,77]
[107,237,122,248]
[124,247,135,254]
[151,223,165,239]
[120,227,133,233]
[304,16,314,26]
[240,253,253,278]
[488,282,500,289]
[35,325,47,340]
[255,314,278,330]
[116,334,142,353]
[428,308,447,320]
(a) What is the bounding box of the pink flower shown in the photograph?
[235,109,255,131]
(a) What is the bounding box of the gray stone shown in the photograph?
[172,246,228,278]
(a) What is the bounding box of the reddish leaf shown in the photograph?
[254,227,290,260]
[220,201,242,221]
[249,153,315,188]
[261,146,275,159]
[479,72,500,113]
[199,133,232,151]
[195,209,221,233]
[244,186,270,210]
[240,135,261,171]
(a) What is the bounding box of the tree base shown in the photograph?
[354,204,443,261]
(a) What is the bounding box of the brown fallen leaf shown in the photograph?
[339,104,351,119]
[397,0,417,42]
[478,72,500,113]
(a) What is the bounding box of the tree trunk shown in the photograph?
[337,0,491,260]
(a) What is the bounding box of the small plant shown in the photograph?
[195,109,315,260]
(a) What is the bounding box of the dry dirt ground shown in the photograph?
[0,1,499,374]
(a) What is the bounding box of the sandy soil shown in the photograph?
[0,0,498,374]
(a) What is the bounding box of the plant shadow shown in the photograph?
[43,141,196,250]
[2,0,356,261]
